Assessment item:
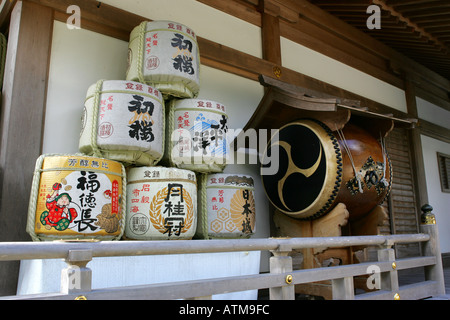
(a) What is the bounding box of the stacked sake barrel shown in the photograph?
[26,20,255,242]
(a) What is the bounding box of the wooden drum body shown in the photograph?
[261,119,391,221]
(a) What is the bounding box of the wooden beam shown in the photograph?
[419,119,450,144]
[414,84,450,113]
[16,0,450,116]
[403,78,428,238]
[4,0,447,142]
[198,34,410,122]
[0,0,53,295]
[197,0,450,112]
[0,0,18,33]
[292,0,450,92]
[260,0,282,65]
[30,0,147,41]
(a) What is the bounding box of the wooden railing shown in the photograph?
[0,207,445,300]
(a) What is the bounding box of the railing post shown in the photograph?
[420,204,446,296]
[377,243,399,299]
[269,243,295,300]
[61,249,93,297]
[332,277,355,300]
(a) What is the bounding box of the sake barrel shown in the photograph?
[127,21,200,99]
[79,80,164,166]
[26,154,126,241]
[125,166,197,240]
[261,119,392,221]
[166,98,229,173]
[196,173,256,239]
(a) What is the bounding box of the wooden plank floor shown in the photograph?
[445,268,450,295]
[258,267,450,299]
[398,267,450,299]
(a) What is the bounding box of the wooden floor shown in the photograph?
[259,267,450,300]
[444,268,450,294]
[398,267,450,299]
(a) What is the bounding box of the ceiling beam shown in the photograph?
[374,0,450,54]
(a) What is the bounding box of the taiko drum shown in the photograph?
[261,119,392,221]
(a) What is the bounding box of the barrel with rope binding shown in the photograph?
[26,154,126,241]
[261,119,392,221]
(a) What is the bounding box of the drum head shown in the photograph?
[261,119,342,220]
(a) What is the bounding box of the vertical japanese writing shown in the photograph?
[171,33,195,75]
[111,180,119,214]
[145,33,159,54]
[241,190,252,233]
[177,111,190,129]
[163,184,186,236]
[74,171,100,232]
[128,95,155,142]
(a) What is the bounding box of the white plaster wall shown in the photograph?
[42,21,129,154]
[41,1,450,275]
[417,97,450,129]
[281,37,408,113]
[421,135,450,253]
[42,21,269,274]
[17,252,261,299]
[101,0,407,114]
[101,0,262,58]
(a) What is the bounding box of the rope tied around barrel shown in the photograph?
[91,79,105,158]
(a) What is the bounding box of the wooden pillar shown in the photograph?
[260,0,282,66]
[269,246,295,300]
[420,204,446,296]
[0,1,53,295]
[404,77,429,214]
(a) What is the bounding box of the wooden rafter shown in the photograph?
[374,0,450,54]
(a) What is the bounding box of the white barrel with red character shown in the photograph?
[126,20,200,99]
[79,80,164,166]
